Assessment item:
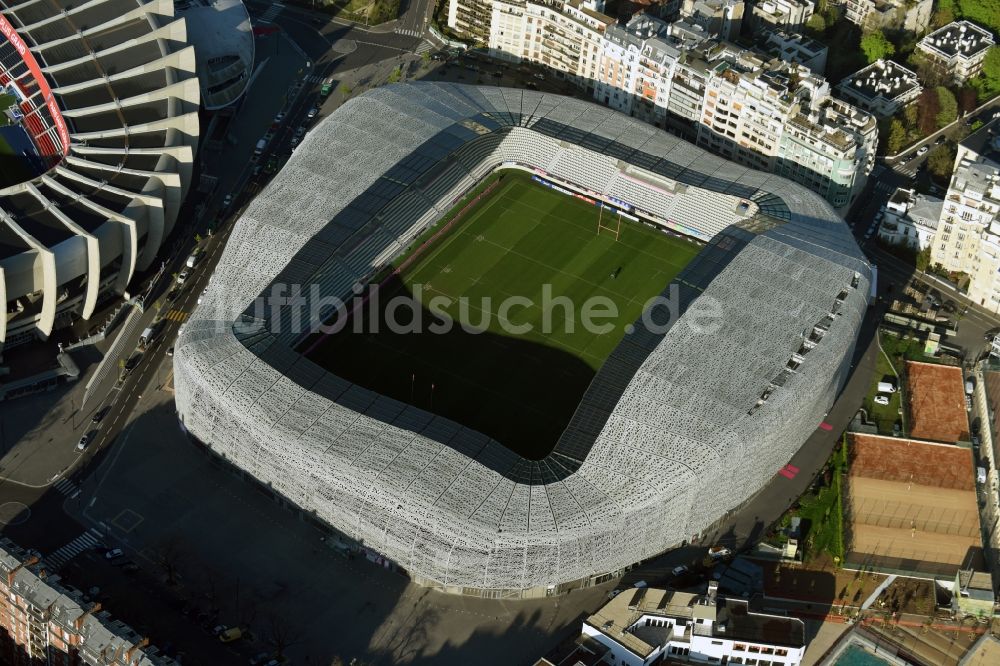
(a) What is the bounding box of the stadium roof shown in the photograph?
[0,0,198,343]
[175,83,871,593]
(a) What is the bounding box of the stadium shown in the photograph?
[174,82,872,596]
[0,0,199,349]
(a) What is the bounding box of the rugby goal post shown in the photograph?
[596,205,622,240]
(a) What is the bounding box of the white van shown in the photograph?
[877,381,896,394]
[186,252,199,269]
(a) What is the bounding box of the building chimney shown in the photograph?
[6,555,39,587]
[126,637,149,663]
[73,603,102,632]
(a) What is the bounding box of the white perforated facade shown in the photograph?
[174,83,871,595]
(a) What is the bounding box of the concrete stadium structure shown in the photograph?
[174,83,871,597]
[177,0,252,110]
[0,0,199,349]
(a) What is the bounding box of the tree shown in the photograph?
[927,144,956,181]
[152,537,185,586]
[339,84,352,98]
[957,0,1000,33]
[916,88,941,135]
[980,46,1000,95]
[860,31,895,64]
[957,86,978,115]
[935,86,958,128]
[266,613,302,659]
[887,119,907,154]
[806,14,827,33]
[916,247,931,272]
[387,66,402,84]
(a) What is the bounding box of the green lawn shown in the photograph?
[863,332,939,435]
[307,171,701,457]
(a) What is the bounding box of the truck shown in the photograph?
[138,321,164,350]
[977,467,987,484]
[185,251,200,269]
[966,377,975,395]
[708,546,732,560]
[254,138,267,156]
[320,78,333,97]
[877,381,896,394]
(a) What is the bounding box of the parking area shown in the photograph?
[66,380,611,665]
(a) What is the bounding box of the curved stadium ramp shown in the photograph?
[175,83,871,596]
[0,0,199,345]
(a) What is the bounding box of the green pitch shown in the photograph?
[308,171,700,457]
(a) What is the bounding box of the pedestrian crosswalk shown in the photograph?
[396,27,421,37]
[53,478,81,498]
[165,309,189,322]
[415,40,433,55]
[304,74,324,84]
[46,528,103,570]
[258,3,284,24]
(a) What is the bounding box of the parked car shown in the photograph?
[874,394,890,406]
[671,565,689,576]
[77,433,92,451]
[708,546,732,560]
[166,347,174,357]
[221,193,233,209]
[124,353,142,372]
[306,107,318,119]
[122,562,140,573]
[917,145,929,156]
[104,548,123,560]
[533,72,545,80]
[176,270,189,285]
[272,112,285,127]
[220,627,243,643]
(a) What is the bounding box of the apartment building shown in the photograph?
[877,187,942,250]
[0,539,175,666]
[750,0,814,33]
[917,21,996,84]
[489,0,613,88]
[449,0,493,43]
[580,583,806,666]
[843,0,932,33]
[777,97,878,208]
[931,122,1000,312]
[696,54,875,209]
[761,29,828,74]
[679,0,744,40]
[837,59,922,118]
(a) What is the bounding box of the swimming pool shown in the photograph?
[835,643,895,665]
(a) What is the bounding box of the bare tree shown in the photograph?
[267,613,302,659]
[151,536,185,587]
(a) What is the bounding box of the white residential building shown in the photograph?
[877,188,942,250]
[917,21,996,84]
[931,123,1000,312]
[762,30,828,74]
[837,59,922,118]
[680,0,745,40]
[489,0,614,87]
[843,0,932,33]
[582,583,806,666]
[750,0,814,33]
